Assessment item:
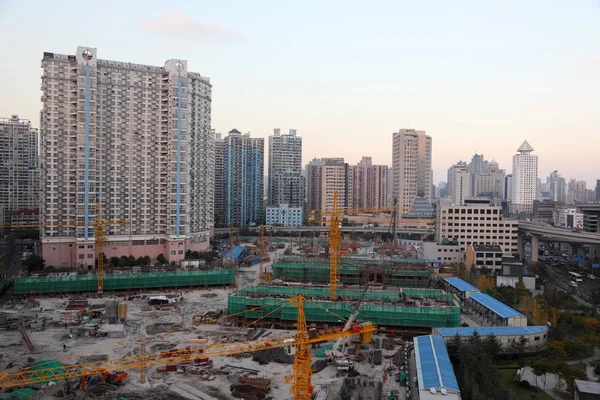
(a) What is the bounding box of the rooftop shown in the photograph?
[433,326,547,338]
[469,292,525,319]
[517,140,534,154]
[444,277,479,293]
[473,244,503,252]
[574,379,600,394]
[414,335,460,393]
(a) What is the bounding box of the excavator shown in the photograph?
[326,283,371,371]
[81,369,127,390]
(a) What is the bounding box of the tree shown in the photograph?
[185,250,192,259]
[532,300,547,325]
[547,341,567,359]
[482,334,502,359]
[109,257,120,266]
[477,275,495,292]
[142,256,151,266]
[518,295,534,320]
[24,255,45,272]
[447,333,462,360]
[156,253,166,264]
[119,256,128,267]
[136,256,145,266]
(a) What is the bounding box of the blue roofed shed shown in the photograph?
[224,246,247,264]
[443,277,480,300]
[433,326,548,352]
[414,335,461,399]
[466,292,527,326]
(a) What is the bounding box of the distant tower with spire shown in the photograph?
[511,141,538,214]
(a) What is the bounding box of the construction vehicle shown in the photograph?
[0,204,129,293]
[0,296,375,400]
[326,284,371,371]
[81,369,127,390]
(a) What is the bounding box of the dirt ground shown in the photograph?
[0,244,411,400]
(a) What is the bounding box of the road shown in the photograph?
[538,254,599,306]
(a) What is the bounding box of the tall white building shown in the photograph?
[0,115,40,224]
[350,156,388,210]
[392,129,432,214]
[41,47,214,268]
[268,129,302,208]
[548,170,566,203]
[474,160,505,200]
[306,158,353,214]
[511,141,538,214]
[447,164,470,206]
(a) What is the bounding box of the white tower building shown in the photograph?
[511,141,538,214]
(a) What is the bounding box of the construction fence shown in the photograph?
[228,285,460,329]
[14,269,236,295]
[272,258,430,287]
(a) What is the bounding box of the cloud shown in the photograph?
[142,12,243,47]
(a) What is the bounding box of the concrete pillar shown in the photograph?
[531,234,539,263]
[517,234,524,260]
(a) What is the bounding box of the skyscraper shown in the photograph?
[392,129,432,214]
[306,158,353,213]
[596,179,600,202]
[447,164,470,205]
[267,129,302,207]
[351,157,388,210]
[548,170,566,203]
[511,141,538,214]
[214,129,264,227]
[474,160,505,200]
[0,115,40,225]
[41,47,214,268]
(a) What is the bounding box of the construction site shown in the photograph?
[0,197,460,400]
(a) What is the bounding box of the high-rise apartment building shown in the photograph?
[350,157,388,210]
[474,160,505,200]
[267,128,302,208]
[306,158,353,213]
[0,115,40,225]
[392,129,432,214]
[511,141,538,214]
[548,170,566,203]
[214,129,264,227]
[41,47,214,268]
[447,164,470,206]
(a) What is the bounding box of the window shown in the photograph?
[79,245,84,249]
[171,251,176,255]
[534,336,540,341]
[87,254,93,259]
[79,254,85,259]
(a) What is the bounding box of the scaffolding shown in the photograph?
[273,258,430,287]
[14,270,236,295]
[228,287,460,329]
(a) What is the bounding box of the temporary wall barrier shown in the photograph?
[14,269,236,295]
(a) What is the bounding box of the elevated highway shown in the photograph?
[518,222,600,245]
[214,225,434,236]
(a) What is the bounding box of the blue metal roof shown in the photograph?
[224,246,246,260]
[434,326,548,338]
[469,292,525,319]
[444,277,480,293]
[414,335,460,392]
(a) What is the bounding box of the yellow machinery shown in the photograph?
[0,296,376,400]
[329,192,341,301]
[0,204,129,293]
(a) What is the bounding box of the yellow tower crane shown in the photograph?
[0,296,376,400]
[0,204,129,293]
[329,192,342,301]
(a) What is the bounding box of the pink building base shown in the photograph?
[42,237,211,269]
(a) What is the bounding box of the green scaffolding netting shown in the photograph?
[14,269,236,295]
[228,285,460,328]
[0,388,37,400]
[272,258,430,287]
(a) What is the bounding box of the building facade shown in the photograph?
[392,129,432,214]
[511,141,538,214]
[214,129,264,228]
[548,170,566,203]
[265,203,303,227]
[350,156,388,210]
[40,47,214,268]
[0,115,40,225]
[474,160,505,200]
[305,158,353,214]
[553,207,583,229]
[436,199,518,253]
[447,164,470,206]
[267,129,302,208]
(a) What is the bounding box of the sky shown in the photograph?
[1,0,599,187]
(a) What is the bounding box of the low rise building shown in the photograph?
[553,207,583,229]
[420,242,463,264]
[574,380,600,400]
[465,244,504,271]
[432,326,548,353]
[265,204,303,227]
[443,277,479,300]
[414,335,462,400]
[465,292,527,326]
[436,198,518,254]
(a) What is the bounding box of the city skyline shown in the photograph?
[1,1,599,186]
